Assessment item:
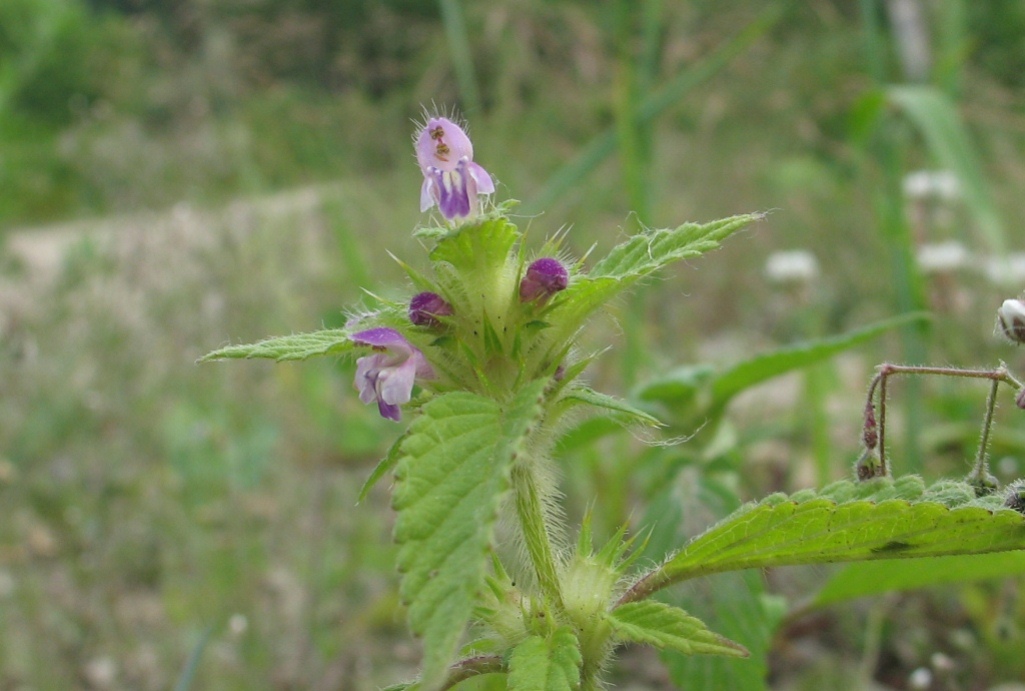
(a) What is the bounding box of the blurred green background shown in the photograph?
[3,1,1025,689]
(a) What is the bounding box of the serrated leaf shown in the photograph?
[609,601,747,658]
[812,552,1025,608]
[507,628,581,691]
[559,387,662,427]
[660,479,1025,584]
[543,215,760,343]
[591,214,760,279]
[200,329,353,362]
[392,380,548,690]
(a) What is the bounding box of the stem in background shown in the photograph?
[511,462,565,611]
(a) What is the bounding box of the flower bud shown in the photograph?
[409,291,453,327]
[1003,480,1025,515]
[855,448,885,481]
[519,258,568,304]
[996,298,1025,345]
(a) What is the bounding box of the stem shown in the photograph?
[967,378,1001,494]
[864,362,1024,472]
[438,655,504,690]
[511,462,565,611]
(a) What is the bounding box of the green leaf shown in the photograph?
[199,329,353,362]
[546,214,761,340]
[591,215,760,279]
[636,313,929,413]
[356,432,407,504]
[392,381,548,691]
[812,552,1025,608]
[559,387,662,428]
[507,628,581,691]
[609,601,747,658]
[660,478,1025,585]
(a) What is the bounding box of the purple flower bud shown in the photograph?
[415,116,494,222]
[997,298,1025,345]
[519,258,569,304]
[409,291,453,327]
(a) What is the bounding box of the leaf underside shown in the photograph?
[664,476,1025,583]
[507,627,582,691]
[391,380,547,691]
[200,329,353,362]
[609,601,748,658]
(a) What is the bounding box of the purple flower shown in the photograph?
[409,291,453,327]
[519,258,569,303]
[416,116,494,221]
[352,327,434,421]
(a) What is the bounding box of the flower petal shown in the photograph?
[416,117,474,173]
[420,177,435,212]
[469,162,495,195]
[377,357,418,407]
[351,327,412,354]
[377,399,402,421]
[354,355,382,403]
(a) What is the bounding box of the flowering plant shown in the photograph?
[203,114,1025,691]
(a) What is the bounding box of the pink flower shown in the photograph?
[352,328,434,421]
[415,116,494,221]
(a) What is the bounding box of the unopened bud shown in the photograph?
[855,448,885,481]
[1017,388,1025,410]
[409,291,453,327]
[519,258,568,304]
[1003,480,1025,514]
[862,403,878,450]
[996,299,1025,345]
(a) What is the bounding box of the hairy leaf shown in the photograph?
[392,381,548,690]
[200,329,353,362]
[544,214,761,340]
[559,387,662,428]
[609,601,747,658]
[660,477,1025,584]
[507,628,581,691]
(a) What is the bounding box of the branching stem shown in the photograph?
[864,362,1024,472]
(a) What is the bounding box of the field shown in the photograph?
[3,2,1025,689]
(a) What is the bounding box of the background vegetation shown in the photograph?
[2,1,1025,689]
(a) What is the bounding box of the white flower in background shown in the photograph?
[980,253,1025,286]
[764,249,820,285]
[915,240,971,274]
[902,170,961,201]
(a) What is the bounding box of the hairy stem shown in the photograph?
[511,462,565,611]
[865,362,1024,471]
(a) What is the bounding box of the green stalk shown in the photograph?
[511,462,565,611]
